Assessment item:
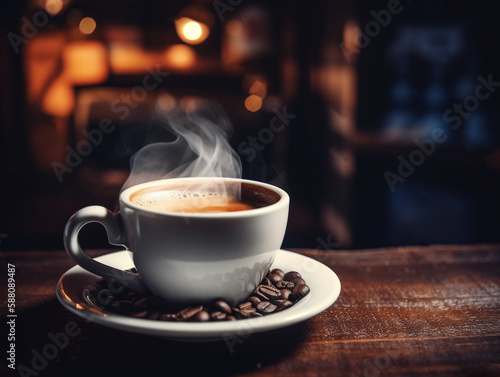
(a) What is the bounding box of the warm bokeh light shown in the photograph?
[42,77,75,117]
[24,33,66,104]
[179,96,200,113]
[79,17,97,35]
[109,44,150,74]
[175,17,209,45]
[342,19,361,63]
[249,79,267,98]
[244,95,263,112]
[183,21,202,41]
[164,44,196,69]
[44,0,63,16]
[226,20,242,37]
[63,41,108,85]
[157,93,177,112]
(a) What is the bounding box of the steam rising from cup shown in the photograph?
[121,97,243,199]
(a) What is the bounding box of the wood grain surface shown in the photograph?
[1,244,499,376]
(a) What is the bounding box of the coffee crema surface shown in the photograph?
[131,189,257,213]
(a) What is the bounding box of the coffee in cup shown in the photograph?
[130,183,278,213]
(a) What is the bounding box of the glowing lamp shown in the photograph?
[79,17,97,35]
[62,41,108,85]
[244,95,262,112]
[175,17,210,45]
[164,44,196,69]
[42,77,75,117]
[44,0,63,16]
[109,44,149,74]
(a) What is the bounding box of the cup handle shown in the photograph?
[63,205,149,294]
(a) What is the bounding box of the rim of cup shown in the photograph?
[120,177,290,218]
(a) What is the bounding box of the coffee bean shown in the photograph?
[232,308,250,319]
[233,306,263,318]
[191,310,210,322]
[130,310,148,318]
[211,311,227,320]
[252,288,270,301]
[272,299,287,305]
[159,313,176,321]
[261,277,272,286]
[247,296,261,306]
[268,273,283,285]
[276,300,294,312]
[238,302,252,310]
[242,307,257,316]
[256,301,277,314]
[270,268,285,277]
[292,284,310,301]
[214,300,232,315]
[292,277,306,286]
[259,285,281,299]
[279,289,292,301]
[133,297,149,309]
[276,280,295,289]
[176,305,203,321]
[95,268,310,321]
[284,271,301,281]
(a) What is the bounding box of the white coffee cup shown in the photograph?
[63,177,289,306]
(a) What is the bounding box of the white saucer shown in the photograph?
[56,249,341,341]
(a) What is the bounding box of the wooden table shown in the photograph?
[1,244,499,376]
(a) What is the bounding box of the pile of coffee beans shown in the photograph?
[86,268,310,322]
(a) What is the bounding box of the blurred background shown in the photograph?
[1,0,499,251]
